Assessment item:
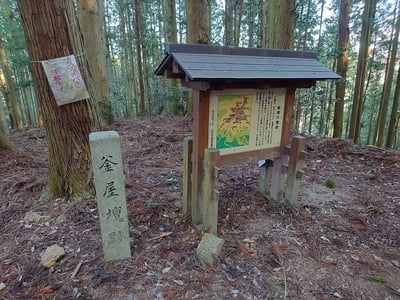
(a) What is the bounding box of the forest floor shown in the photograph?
[0,116,399,300]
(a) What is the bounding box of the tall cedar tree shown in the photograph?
[386,63,400,148]
[77,0,113,125]
[349,0,376,142]
[333,0,350,138]
[187,0,209,44]
[162,0,181,115]
[0,40,24,130]
[17,0,101,200]
[375,3,400,147]
[266,0,295,49]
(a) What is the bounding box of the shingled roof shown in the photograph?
[155,43,340,89]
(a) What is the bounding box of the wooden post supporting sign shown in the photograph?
[202,148,221,234]
[284,136,306,205]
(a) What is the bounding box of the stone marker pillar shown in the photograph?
[89,131,131,261]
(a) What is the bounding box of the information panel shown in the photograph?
[208,88,286,155]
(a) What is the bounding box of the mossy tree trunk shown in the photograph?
[0,130,14,151]
[17,0,101,201]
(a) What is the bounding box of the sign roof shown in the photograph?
[155,43,341,84]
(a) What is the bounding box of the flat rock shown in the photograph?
[40,244,65,268]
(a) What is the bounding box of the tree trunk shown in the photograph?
[0,130,14,151]
[348,0,376,142]
[333,0,350,138]
[375,3,400,147]
[117,0,133,117]
[248,0,256,47]
[325,83,335,137]
[0,91,9,134]
[225,0,235,46]
[385,62,400,148]
[234,0,244,46]
[186,0,209,115]
[17,0,101,200]
[77,0,113,125]
[0,40,24,130]
[187,0,209,44]
[308,87,316,133]
[266,0,295,49]
[134,0,147,116]
[258,0,267,48]
[163,0,181,115]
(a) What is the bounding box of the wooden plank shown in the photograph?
[182,136,193,215]
[203,148,221,234]
[285,136,306,205]
[191,90,210,225]
[218,147,281,167]
[165,69,184,79]
[180,80,210,91]
[269,156,287,201]
[258,159,273,197]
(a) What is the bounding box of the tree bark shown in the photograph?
[266,0,295,49]
[333,0,350,138]
[234,0,244,46]
[0,85,10,135]
[348,0,376,142]
[186,0,210,115]
[247,0,256,47]
[385,62,400,148]
[17,0,101,200]
[0,40,24,130]
[258,0,267,48]
[163,0,181,115]
[225,0,236,46]
[76,0,113,125]
[134,0,147,116]
[0,130,14,151]
[375,3,400,147]
[187,0,209,44]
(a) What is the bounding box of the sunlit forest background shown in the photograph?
[0,0,399,149]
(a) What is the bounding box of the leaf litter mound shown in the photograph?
[0,116,399,299]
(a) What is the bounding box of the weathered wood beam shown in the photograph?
[285,136,306,205]
[183,136,193,215]
[203,148,220,234]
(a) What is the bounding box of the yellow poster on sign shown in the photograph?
[208,88,286,155]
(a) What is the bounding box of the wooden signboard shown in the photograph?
[155,43,340,234]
